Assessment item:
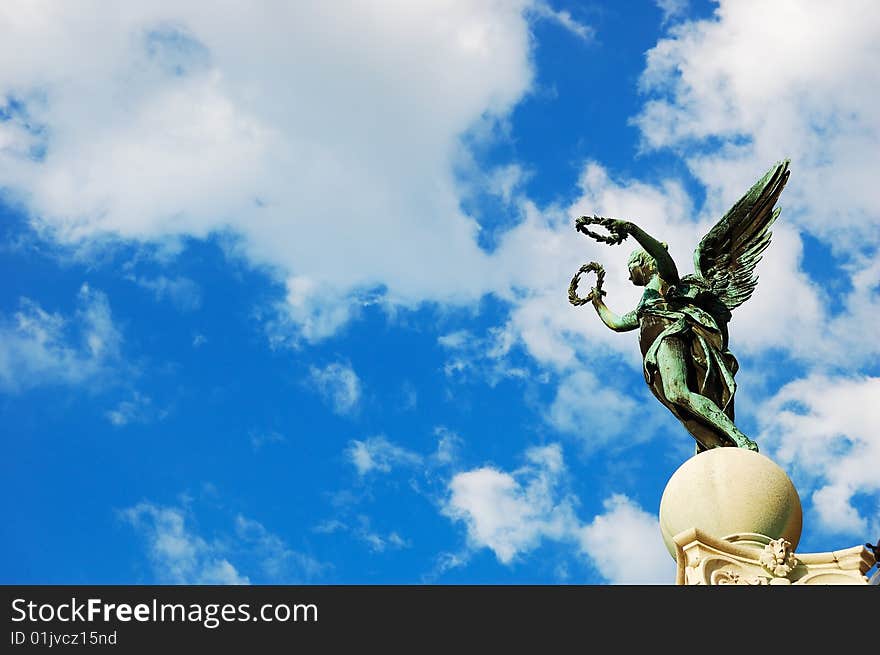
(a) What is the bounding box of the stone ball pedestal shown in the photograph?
[659,447,803,559]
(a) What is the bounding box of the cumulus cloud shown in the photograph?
[3,2,874,471]
[0,284,123,392]
[442,443,675,582]
[577,494,674,584]
[121,502,249,584]
[637,0,879,179]
[3,2,865,373]
[443,444,578,564]
[408,0,867,385]
[308,362,361,416]
[758,374,880,537]
[0,1,551,343]
[345,435,422,476]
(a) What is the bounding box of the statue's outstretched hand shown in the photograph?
[609,219,632,236]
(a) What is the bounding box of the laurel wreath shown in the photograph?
[568,216,628,307]
[568,261,605,306]
[574,215,629,245]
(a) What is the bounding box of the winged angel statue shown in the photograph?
[568,160,790,453]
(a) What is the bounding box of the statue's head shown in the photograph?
[627,248,657,286]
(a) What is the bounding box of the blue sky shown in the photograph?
[2,1,878,585]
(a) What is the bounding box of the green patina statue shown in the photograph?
[569,159,790,453]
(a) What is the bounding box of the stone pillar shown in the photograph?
[659,448,876,585]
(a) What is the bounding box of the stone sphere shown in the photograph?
[659,447,802,558]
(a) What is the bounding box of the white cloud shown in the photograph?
[0,3,872,368]
[437,325,531,384]
[633,0,880,371]
[557,0,880,372]
[3,1,865,384]
[442,443,673,582]
[268,279,361,346]
[312,515,410,553]
[546,370,647,451]
[312,519,346,535]
[488,163,530,205]
[423,549,472,582]
[758,374,880,537]
[308,362,361,416]
[105,391,156,426]
[234,515,326,581]
[123,501,327,583]
[485,165,700,373]
[358,525,410,553]
[122,502,249,584]
[0,1,548,341]
[130,275,202,312]
[0,284,123,392]
[821,256,880,367]
[443,444,578,564]
[345,435,422,476]
[634,0,880,251]
[3,3,875,480]
[432,426,464,465]
[577,494,675,584]
[437,330,471,350]
[530,2,594,41]
[654,0,689,25]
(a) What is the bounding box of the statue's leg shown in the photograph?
[656,337,758,452]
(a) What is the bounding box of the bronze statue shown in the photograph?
[569,160,790,453]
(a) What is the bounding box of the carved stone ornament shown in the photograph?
[759,538,798,578]
[673,529,876,586]
[711,571,770,586]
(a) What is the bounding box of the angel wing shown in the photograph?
[689,159,790,312]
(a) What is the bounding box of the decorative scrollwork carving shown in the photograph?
[712,570,770,585]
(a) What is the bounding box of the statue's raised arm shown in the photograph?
[569,159,790,455]
[617,220,680,287]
